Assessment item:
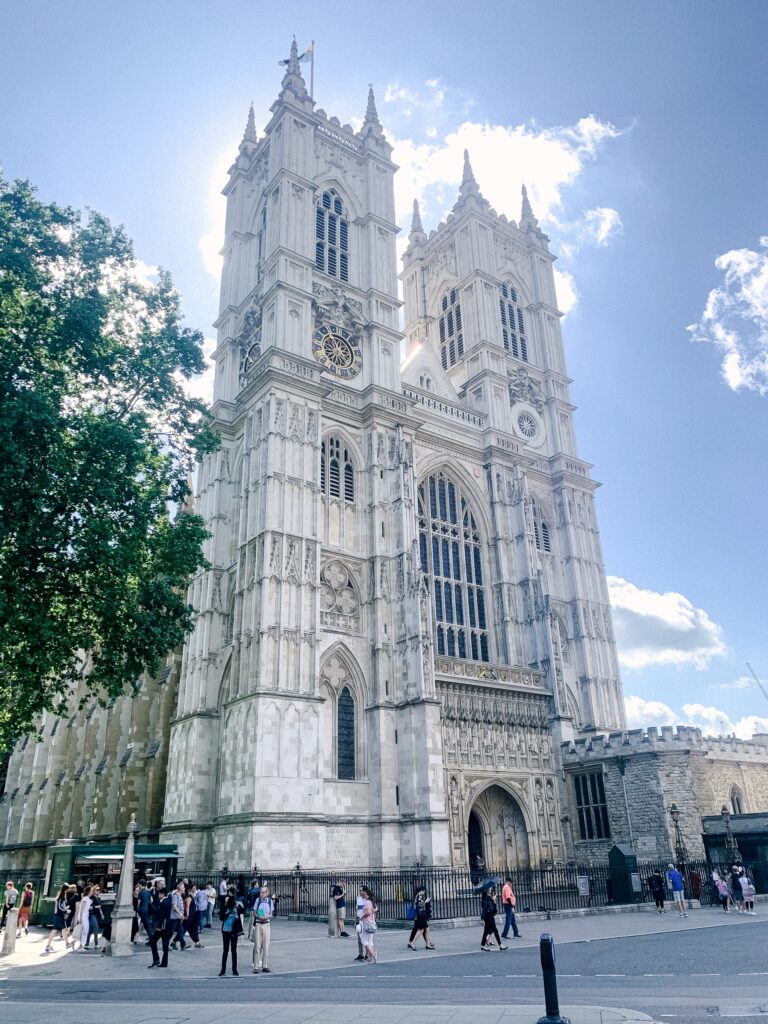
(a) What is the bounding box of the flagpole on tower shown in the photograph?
[310,40,315,98]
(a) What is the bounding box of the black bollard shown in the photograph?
[536,933,571,1024]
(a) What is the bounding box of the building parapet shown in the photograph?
[561,725,768,761]
[402,385,485,428]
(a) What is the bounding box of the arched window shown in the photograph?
[315,189,349,282]
[438,288,464,369]
[337,686,355,779]
[418,472,489,662]
[532,498,551,553]
[499,282,528,361]
[321,435,355,503]
[731,786,744,815]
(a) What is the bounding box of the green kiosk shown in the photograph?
[39,841,178,924]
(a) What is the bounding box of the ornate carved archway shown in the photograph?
[468,784,530,869]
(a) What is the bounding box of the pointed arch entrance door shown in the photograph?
[468,785,530,869]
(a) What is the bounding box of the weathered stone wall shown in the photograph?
[561,726,768,863]
[0,651,180,872]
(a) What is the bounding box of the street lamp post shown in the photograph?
[668,803,688,867]
[721,805,740,863]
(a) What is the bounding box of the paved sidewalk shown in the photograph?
[0,1001,655,1023]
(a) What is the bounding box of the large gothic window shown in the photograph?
[438,288,464,369]
[532,497,551,553]
[315,189,349,282]
[337,686,356,779]
[499,282,528,361]
[418,472,489,662]
[321,435,355,503]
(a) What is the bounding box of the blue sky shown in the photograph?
[3,1,768,736]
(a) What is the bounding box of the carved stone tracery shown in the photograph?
[320,559,361,633]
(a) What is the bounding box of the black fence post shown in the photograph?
[537,933,571,1024]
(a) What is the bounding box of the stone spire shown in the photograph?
[520,184,539,229]
[275,35,309,106]
[287,36,301,76]
[239,102,257,153]
[365,85,380,125]
[361,84,385,142]
[410,198,424,236]
[453,149,488,212]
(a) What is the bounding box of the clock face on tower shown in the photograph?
[312,323,362,380]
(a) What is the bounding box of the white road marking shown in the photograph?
[595,973,626,977]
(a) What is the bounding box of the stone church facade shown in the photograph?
[159,44,625,871]
[3,45,767,876]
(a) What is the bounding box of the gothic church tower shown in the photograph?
[162,44,448,868]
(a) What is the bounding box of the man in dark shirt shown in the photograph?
[331,880,349,937]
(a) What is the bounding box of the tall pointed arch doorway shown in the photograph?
[468,785,530,869]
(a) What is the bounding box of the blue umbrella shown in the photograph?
[473,876,500,893]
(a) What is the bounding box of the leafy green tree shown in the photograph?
[0,177,218,751]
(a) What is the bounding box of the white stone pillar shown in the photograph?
[1,908,18,955]
[106,814,138,956]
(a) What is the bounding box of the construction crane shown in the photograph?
[745,662,768,708]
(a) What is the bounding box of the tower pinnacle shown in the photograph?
[287,36,301,76]
[520,184,539,229]
[365,85,380,125]
[461,149,478,191]
[410,198,424,236]
[242,103,257,145]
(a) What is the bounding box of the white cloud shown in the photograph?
[582,207,623,246]
[624,695,679,729]
[554,268,578,317]
[624,695,768,740]
[688,236,768,395]
[607,575,727,670]
[717,676,752,690]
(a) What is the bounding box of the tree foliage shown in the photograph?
[0,177,218,751]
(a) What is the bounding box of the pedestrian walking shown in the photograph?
[666,863,687,918]
[218,876,229,915]
[79,885,93,949]
[245,878,260,940]
[219,888,244,976]
[730,865,745,913]
[480,885,507,950]
[711,871,730,912]
[169,881,188,949]
[357,885,377,964]
[186,884,204,947]
[648,871,666,913]
[16,882,34,936]
[44,884,70,951]
[85,885,104,948]
[1,880,18,931]
[148,881,173,968]
[194,884,209,940]
[67,884,83,949]
[353,886,367,961]
[406,885,434,949]
[251,884,274,973]
[205,881,216,927]
[744,877,757,915]
[500,877,521,938]
[135,880,152,940]
[738,870,754,914]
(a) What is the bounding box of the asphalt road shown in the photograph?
[2,918,767,1021]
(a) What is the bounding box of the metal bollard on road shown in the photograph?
[536,932,571,1024]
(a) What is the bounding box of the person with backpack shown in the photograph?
[666,863,688,919]
[406,885,434,950]
[169,881,188,950]
[647,871,666,913]
[480,885,507,951]
[16,882,34,937]
[251,884,274,973]
[148,881,173,968]
[219,888,244,976]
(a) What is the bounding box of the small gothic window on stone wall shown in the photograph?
[321,435,355,503]
[438,288,464,369]
[731,786,744,814]
[315,189,349,283]
[499,281,528,361]
[574,771,611,840]
[337,686,356,780]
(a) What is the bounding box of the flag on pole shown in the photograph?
[278,43,313,66]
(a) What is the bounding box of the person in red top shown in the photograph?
[500,877,521,939]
